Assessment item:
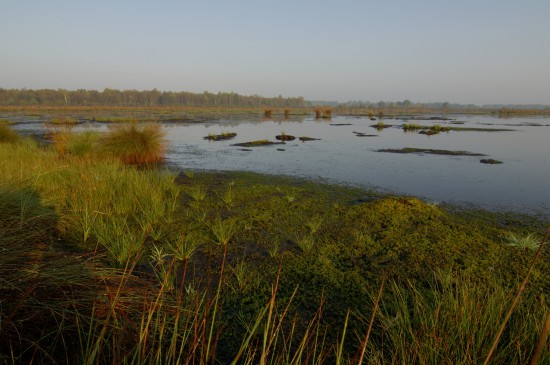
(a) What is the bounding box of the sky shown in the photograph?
[2,0,550,105]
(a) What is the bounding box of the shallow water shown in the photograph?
[8,114,550,215]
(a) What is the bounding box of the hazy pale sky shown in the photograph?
[2,0,549,104]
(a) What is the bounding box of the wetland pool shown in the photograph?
[9,114,550,216]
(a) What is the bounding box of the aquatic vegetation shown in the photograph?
[298,136,321,141]
[372,121,392,130]
[402,123,423,130]
[232,139,284,147]
[99,122,166,165]
[204,131,237,141]
[275,132,296,141]
[402,123,451,135]
[480,158,503,164]
[353,131,378,137]
[378,147,487,156]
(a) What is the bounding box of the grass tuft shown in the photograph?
[0,121,20,143]
[504,232,541,250]
[100,122,166,165]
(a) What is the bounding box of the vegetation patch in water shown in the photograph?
[298,136,321,141]
[480,158,503,164]
[353,131,378,137]
[378,147,487,156]
[275,133,296,141]
[402,123,514,134]
[371,121,393,129]
[232,139,285,147]
[204,132,237,141]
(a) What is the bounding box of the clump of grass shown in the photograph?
[99,122,166,165]
[210,217,237,245]
[67,130,100,157]
[504,232,541,250]
[0,121,20,143]
[431,124,450,132]
[188,184,207,201]
[295,233,316,253]
[46,124,74,156]
[402,123,423,130]
[49,117,78,125]
[372,121,391,130]
[220,181,235,207]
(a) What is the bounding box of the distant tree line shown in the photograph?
[335,99,550,115]
[0,88,307,108]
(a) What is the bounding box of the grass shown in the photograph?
[372,121,391,129]
[99,122,166,165]
[504,232,542,250]
[0,121,20,143]
[371,270,548,364]
[49,117,78,125]
[1,126,549,364]
[402,123,423,130]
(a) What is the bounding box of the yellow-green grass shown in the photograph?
[0,121,20,143]
[99,122,166,165]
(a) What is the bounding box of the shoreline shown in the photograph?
[166,165,550,227]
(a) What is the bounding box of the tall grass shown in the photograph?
[100,122,166,165]
[369,271,549,364]
[0,138,180,266]
[0,121,20,143]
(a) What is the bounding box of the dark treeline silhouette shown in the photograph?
[0,88,307,108]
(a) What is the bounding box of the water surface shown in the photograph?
[9,114,550,216]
